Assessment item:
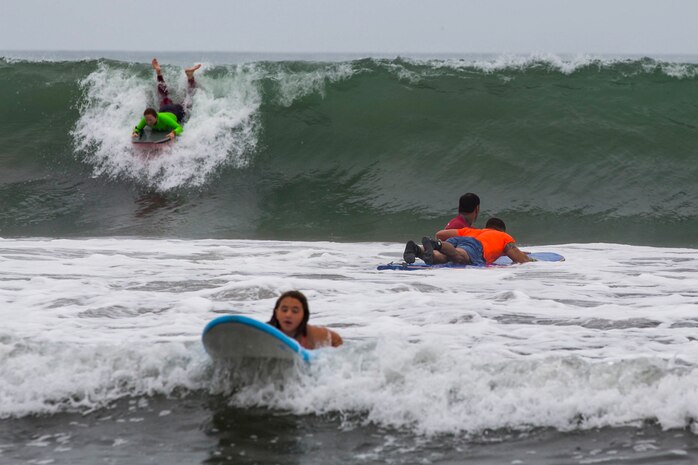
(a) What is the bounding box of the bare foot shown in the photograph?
[184,64,202,80]
[151,58,161,74]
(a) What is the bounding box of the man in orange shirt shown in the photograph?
[403,218,532,265]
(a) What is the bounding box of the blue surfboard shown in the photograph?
[377,251,565,271]
[202,315,312,362]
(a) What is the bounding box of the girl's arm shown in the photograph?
[308,325,343,348]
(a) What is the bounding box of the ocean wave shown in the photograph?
[1,57,697,244]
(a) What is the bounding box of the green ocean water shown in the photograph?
[1,53,697,246]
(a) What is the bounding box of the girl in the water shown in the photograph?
[268,290,343,349]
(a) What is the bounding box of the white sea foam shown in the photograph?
[1,239,697,435]
[72,63,260,190]
[409,54,698,79]
[264,62,356,107]
[417,53,599,75]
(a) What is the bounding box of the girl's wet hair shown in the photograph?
[268,290,310,338]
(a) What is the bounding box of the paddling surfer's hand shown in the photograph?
[167,132,175,140]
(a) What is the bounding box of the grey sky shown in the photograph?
[2,0,698,55]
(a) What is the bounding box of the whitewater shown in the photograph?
[2,238,697,433]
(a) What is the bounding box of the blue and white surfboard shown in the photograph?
[202,315,312,362]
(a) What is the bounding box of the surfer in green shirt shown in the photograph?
[131,58,201,141]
